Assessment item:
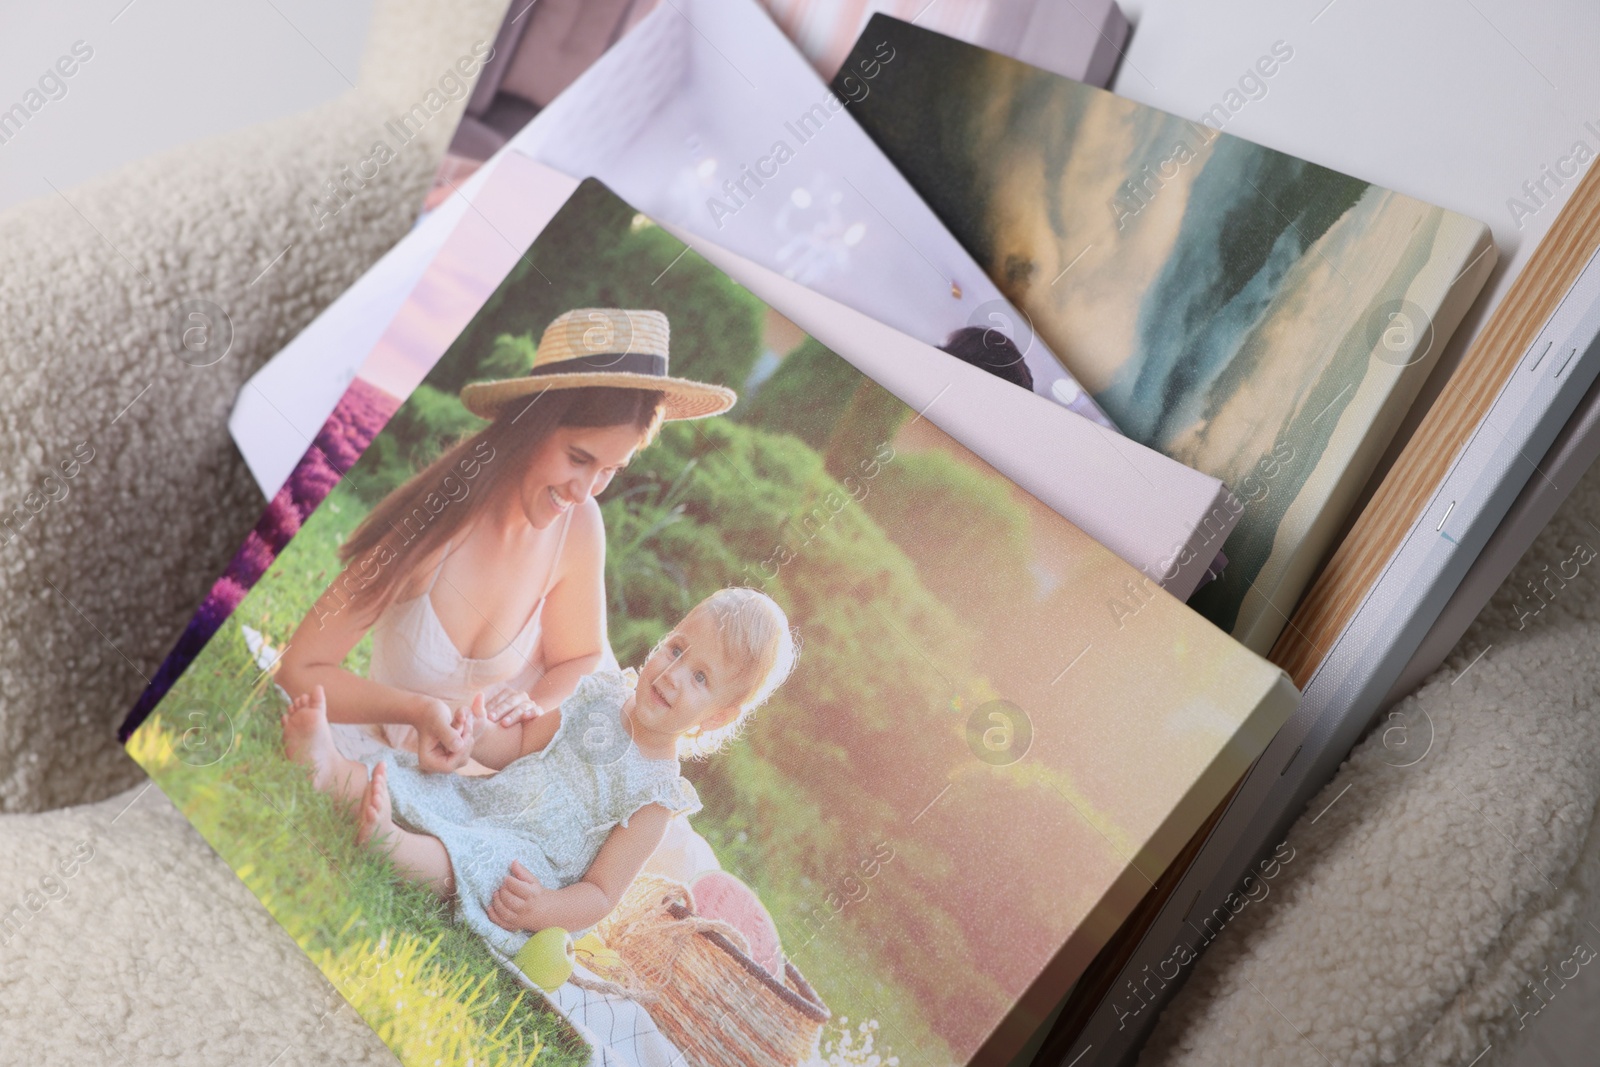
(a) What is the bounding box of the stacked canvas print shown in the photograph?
[125,180,1295,1065]
[838,15,1495,654]
[231,0,1133,505]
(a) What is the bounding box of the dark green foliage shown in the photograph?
[429,185,767,400]
[735,334,910,485]
[821,380,911,484]
[740,336,865,449]
[352,384,486,505]
[482,332,537,380]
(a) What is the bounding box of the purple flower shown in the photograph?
[119,377,403,740]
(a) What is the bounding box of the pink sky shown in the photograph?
[357,154,579,400]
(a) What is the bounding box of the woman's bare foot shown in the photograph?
[356,761,398,852]
[281,685,364,804]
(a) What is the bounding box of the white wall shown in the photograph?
[0,0,372,214]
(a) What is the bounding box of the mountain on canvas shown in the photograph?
[839,16,1496,651]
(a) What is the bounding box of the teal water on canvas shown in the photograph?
[1109,137,1367,445]
[840,17,1481,644]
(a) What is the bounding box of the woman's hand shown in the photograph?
[418,694,490,774]
[459,693,490,745]
[414,697,471,774]
[486,860,550,932]
[485,689,545,727]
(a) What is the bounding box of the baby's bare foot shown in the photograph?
[357,762,398,852]
[281,685,339,793]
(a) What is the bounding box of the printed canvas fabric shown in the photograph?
[839,17,1495,651]
[126,180,1292,1066]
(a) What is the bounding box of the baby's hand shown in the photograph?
[486,860,549,933]
[417,693,485,774]
[485,689,545,727]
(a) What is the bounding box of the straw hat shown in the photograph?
[460,308,736,422]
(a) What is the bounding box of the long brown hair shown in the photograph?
[332,386,666,626]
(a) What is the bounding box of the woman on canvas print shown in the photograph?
[280,586,796,954]
[277,308,736,774]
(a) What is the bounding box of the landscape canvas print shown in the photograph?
[840,17,1496,652]
[124,181,1292,1067]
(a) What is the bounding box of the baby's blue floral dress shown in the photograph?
[361,668,701,955]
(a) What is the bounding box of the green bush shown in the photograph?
[354,383,486,505]
[432,190,768,399]
[740,336,864,448]
[483,332,537,379]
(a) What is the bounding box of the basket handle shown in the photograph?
[665,901,832,1023]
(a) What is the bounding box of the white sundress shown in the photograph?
[317,514,697,1066]
[359,668,702,957]
[328,508,616,762]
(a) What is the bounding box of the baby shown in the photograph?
[281,587,795,955]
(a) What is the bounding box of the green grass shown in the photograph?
[130,489,941,1066]
[129,498,588,1067]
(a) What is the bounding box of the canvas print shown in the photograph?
[424,0,1123,210]
[495,0,1119,429]
[231,0,1126,520]
[125,181,1292,1067]
[839,17,1496,653]
[124,153,1236,749]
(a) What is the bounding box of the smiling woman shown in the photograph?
[276,308,736,776]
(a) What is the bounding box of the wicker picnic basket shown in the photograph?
[586,874,830,1067]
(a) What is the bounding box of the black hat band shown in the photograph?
[529,352,668,378]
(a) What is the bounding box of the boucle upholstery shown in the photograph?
[1140,467,1600,1067]
[0,0,504,816]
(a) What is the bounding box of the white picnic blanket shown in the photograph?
[514,814,723,1066]
[496,957,684,1067]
